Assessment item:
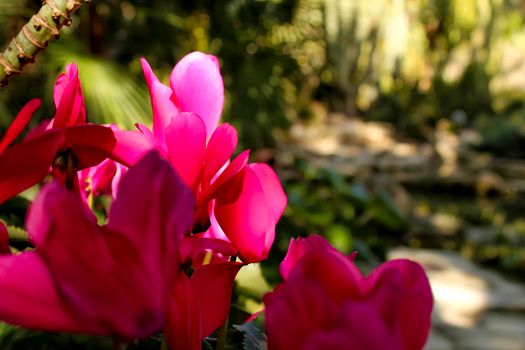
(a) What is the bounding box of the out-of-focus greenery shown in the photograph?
[262,159,409,284]
[320,0,525,142]
[3,0,525,149]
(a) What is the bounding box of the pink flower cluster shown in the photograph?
[0,52,433,349]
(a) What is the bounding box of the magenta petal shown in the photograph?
[0,252,87,333]
[170,52,224,137]
[166,112,207,188]
[215,166,272,262]
[112,129,152,166]
[136,123,158,147]
[87,159,118,195]
[0,130,64,205]
[141,58,179,147]
[250,163,286,222]
[107,152,194,319]
[280,235,338,280]
[0,222,9,255]
[208,150,250,199]
[367,259,433,350]
[192,262,243,338]
[27,183,113,329]
[179,236,236,266]
[201,201,230,242]
[287,249,365,304]
[108,151,194,258]
[0,99,41,155]
[24,119,53,141]
[203,123,238,184]
[53,63,86,128]
[32,152,195,339]
[64,124,117,169]
[166,273,201,350]
[264,278,337,350]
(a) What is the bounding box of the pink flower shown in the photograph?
[0,64,126,204]
[111,52,285,345]
[0,151,194,339]
[117,52,286,263]
[264,235,433,350]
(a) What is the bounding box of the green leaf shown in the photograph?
[4,223,29,242]
[233,315,267,350]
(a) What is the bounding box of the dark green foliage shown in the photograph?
[233,314,267,350]
[262,159,408,284]
[0,325,113,350]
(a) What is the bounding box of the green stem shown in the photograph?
[0,0,89,87]
[160,338,169,350]
[216,315,228,350]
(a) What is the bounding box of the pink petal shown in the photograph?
[203,123,238,185]
[179,236,236,266]
[136,123,158,148]
[280,235,338,280]
[28,183,123,335]
[0,130,64,205]
[0,252,90,333]
[302,302,402,350]
[166,273,201,350]
[0,99,41,155]
[89,159,118,195]
[63,124,117,169]
[166,112,207,188]
[191,261,243,337]
[250,163,287,222]
[264,277,337,350]
[205,150,250,202]
[141,58,179,147]
[337,302,403,350]
[286,248,365,304]
[112,129,152,166]
[107,150,194,254]
[0,222,9,255]
[201,201,230,242]
[110,163,127,199]
[53,63,86,128]
[24,119,53,140]
[107,151,194,307]
[170,52,224,137]
[32,152,196,339]
[367,259,433,350]
[214,166,272,263]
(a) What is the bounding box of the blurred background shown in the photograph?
[2,0,525,349]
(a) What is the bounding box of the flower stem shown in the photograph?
[160,338,169,350]
[0,0,89,87]
[216,315,229,350]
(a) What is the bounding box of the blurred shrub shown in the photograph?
[263,158,409,283]
[0,0,323,149]
[320,0,525,144]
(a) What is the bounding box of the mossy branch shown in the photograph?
[0,0,90,87]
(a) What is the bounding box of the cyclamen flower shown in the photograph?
[0,64,128,204]
[117,52,286,264]
[111,52,285,347]
[0,151,194,339]
[264,235,433,350]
